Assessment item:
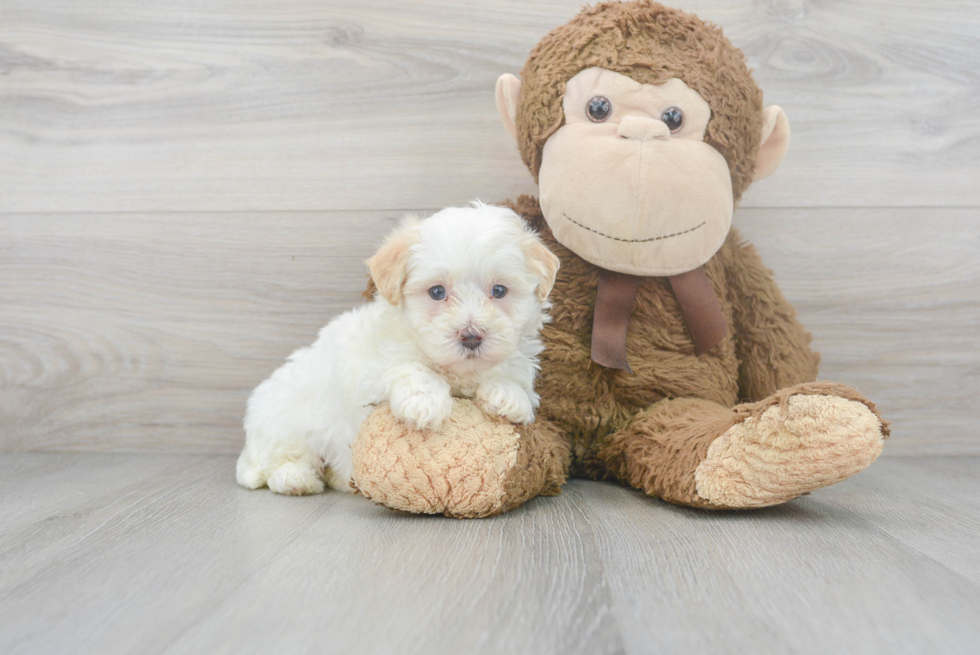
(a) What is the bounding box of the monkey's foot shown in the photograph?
[693,383,889,509]
[351,399,569,518]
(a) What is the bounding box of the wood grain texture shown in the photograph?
[0,211,402,452]
[0,0,977,212]
[2,208,977,454]
[738,207,980,453]
[0,454,977,654]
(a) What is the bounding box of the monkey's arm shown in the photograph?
[723,232,820,401]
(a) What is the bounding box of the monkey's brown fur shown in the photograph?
[505,195,820,462]
[517,0,763,201]
[352,1,888,515]
[503,195,887,506]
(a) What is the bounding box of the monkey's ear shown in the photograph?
[496,74,522,143]
[753,105,791,181]
[365,220,421,305]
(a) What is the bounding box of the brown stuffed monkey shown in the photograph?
[351,1,889,517]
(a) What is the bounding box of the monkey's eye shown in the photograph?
[660,107,684,133]
[491,284,508,299]
[586,96,612,123]
[428,285,447,300]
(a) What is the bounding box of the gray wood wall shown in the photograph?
[2,0,978,455]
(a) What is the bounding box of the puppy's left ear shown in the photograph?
[521,233,560,301]
[366,219,421,305]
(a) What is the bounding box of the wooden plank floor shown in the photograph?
[1,454,978,655]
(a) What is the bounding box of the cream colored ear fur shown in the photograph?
[754,105,790,181]
[496,74,522,142]
[366,219,421,305]
[522,234,560,301]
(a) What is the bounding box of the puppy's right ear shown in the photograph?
[366,219,421,305]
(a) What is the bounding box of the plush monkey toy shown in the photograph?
[351,1,889,517]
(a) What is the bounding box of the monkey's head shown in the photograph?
[496,1,790,276]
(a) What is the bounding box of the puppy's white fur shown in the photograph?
[236,202,560,495]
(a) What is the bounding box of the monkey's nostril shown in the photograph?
[617,116,670,140]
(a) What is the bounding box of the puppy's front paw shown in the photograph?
[476,382,536,424]
[390,385,454,432]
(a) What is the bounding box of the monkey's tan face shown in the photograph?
[538,68,733,276]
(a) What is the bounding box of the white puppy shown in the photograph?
[236,202,560,495]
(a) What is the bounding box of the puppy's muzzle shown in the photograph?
[458,328,485,351]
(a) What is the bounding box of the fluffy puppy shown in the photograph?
[236,202,560,495]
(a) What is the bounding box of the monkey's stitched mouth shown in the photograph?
[564,214,706,244]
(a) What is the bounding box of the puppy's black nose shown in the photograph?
[459,330,483,350]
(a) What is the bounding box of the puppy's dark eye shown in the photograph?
[428,285,446,300]
[491,285,508,299]
[587,96,612,123]
[661,106,684,133]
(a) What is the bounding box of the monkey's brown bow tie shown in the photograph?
[591,266,727,372]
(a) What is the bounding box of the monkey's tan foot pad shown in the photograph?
[350,399,566,519]
[694,383,889,509]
